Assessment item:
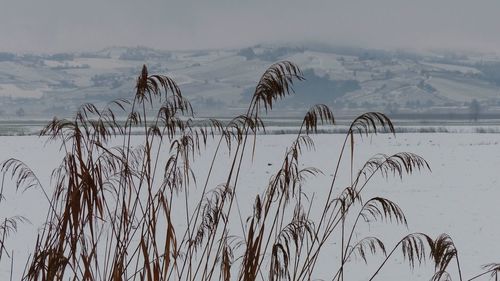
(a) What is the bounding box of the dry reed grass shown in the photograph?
[0,62,497,281]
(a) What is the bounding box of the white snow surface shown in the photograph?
[0,132,499,280]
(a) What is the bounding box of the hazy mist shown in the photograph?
[1,0,500,53]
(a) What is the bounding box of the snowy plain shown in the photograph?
[0,130,499,280]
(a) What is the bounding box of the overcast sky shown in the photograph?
[2,0,500,53]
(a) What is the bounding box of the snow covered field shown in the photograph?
[0,131,499,280]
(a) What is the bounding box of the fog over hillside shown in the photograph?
[1,44,500,120]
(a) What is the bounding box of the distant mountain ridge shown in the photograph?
[1,44,500,119]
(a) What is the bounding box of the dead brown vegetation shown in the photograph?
[0,62,497,281]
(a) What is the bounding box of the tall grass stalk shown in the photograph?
[0,62,496,281]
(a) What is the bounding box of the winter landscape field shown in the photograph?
[5,0,500,280]
[1,127,499,280]
[0,59,499,281]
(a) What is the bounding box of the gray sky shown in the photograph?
[2,0,500,53]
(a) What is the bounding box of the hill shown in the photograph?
[1,45,500,119]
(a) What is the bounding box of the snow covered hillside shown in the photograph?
[1,45,500,119]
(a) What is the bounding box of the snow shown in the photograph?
[428,76,499,102]
[0,84,46,98]
[420,62,482,75]
[0,132,499,280]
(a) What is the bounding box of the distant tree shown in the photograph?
[384,102,399,114]
[385,70,394,79]
[16,107,25,118]
[469,99,480,121]
[0,52,16,61]
[362,101,374,108]
[237,47,256,60]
